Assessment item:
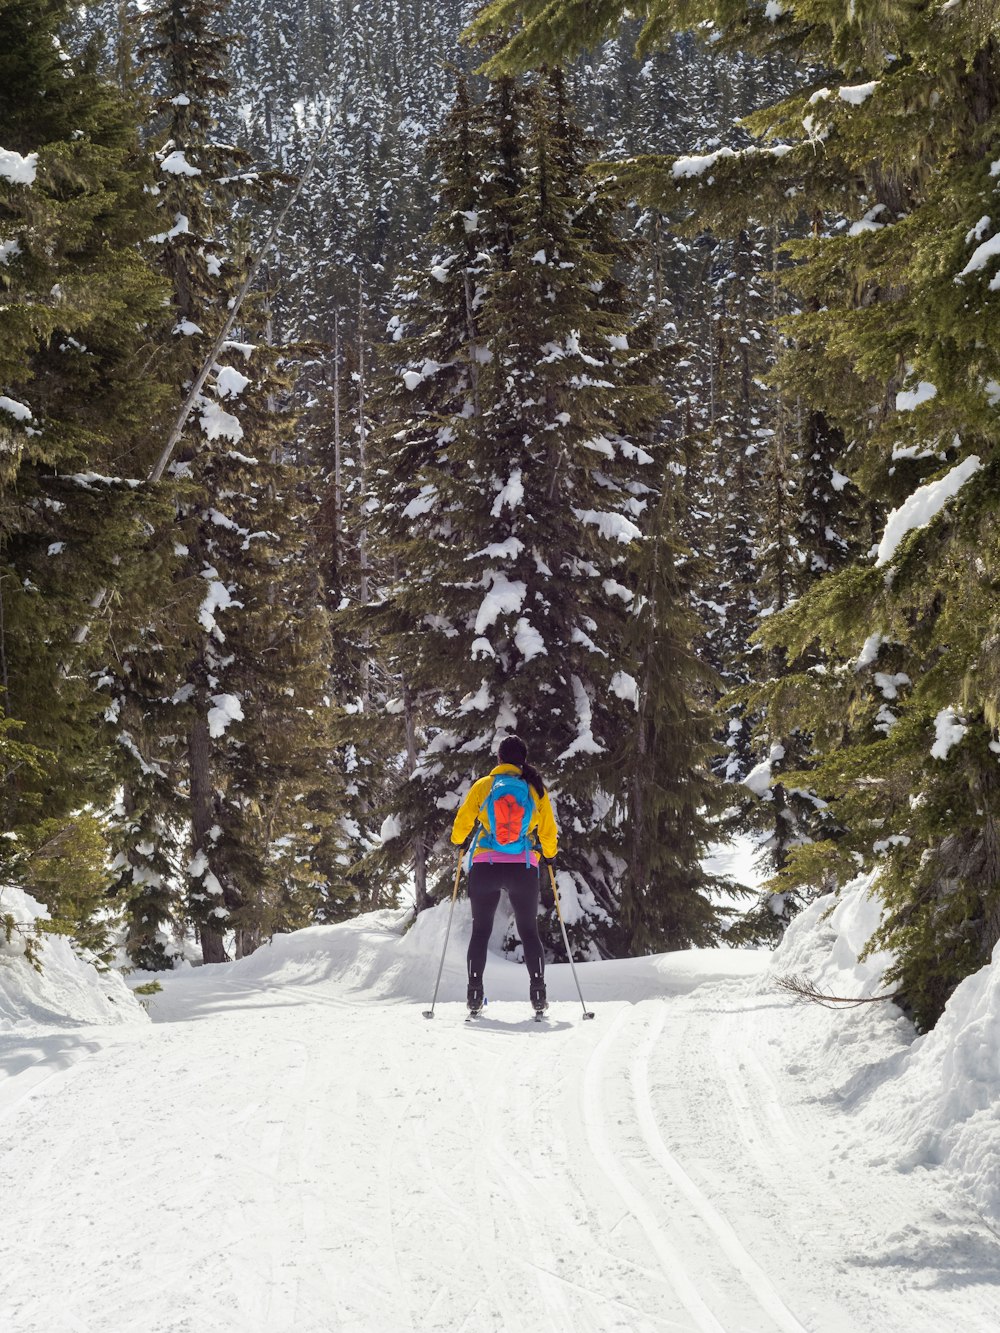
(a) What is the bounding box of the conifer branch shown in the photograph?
[147,127,335,487]
[71,116,338,648]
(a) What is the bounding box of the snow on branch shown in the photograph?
[159,149,201,177]
[474,570,526,635]
[573,508,641,544]
[931,706,967,760]
[671,141,793,180]
[0,147,38,185]
[0,394,33,423]
[874,455,981,567]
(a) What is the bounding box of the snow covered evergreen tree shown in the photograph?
[473,0,1000,1025]
[356,74,506,914]
[0,0,174,945]
[184,313,336,956]
[368,71,671,955]
[618,472,735,953]
[101,0,336,965]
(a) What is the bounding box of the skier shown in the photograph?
[450,734,559,1017]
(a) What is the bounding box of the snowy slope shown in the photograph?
[768,873,1000,1238]
[0,888,146,1032]
[1,894,998,1332]
[0,887,148,1125]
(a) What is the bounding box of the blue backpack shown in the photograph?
[471,774,537,865]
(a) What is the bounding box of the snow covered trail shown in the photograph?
[2,908,999,1333]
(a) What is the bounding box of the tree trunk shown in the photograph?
[189,691,227,964]
[404,681,430,913]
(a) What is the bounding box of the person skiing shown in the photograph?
[450,733,559,1017]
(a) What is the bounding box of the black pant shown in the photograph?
[467,861,544,984]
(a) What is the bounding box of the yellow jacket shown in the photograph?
[450,764,559,860]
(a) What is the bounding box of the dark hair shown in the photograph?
[498,733,546,796]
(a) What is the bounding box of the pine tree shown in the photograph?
[0,0,174,946]
[102,0,247,966]
[471,0,1000,1023]
[105,0,337,964]
[369,71,670,956]
[618,475,734,953]
[182,304,336,956]
[360,72,521,913]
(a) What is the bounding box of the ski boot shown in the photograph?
[530,978,548,1020]
[467,978,485,1018]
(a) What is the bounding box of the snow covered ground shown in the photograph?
[2,882,999,1332]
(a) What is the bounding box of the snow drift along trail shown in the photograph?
[1,899,998,1333]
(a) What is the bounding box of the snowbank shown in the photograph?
[146,899,768,1024]
[875,942,1000,1215]
[0,888,147,1031]
[768,873,1000,1225]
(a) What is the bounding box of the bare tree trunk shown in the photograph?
[404,680,430,913]
[357,278,371,711]
[235,922,261,960]
[355,282,378,907]
[463,270,481,420]
[189,685,227,964]
[333,310,342,556]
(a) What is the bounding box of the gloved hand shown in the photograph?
[540,866,555,912]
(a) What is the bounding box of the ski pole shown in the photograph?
[547,863,595,1020]
[422,848,465,1019]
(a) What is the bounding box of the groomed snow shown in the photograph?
[2,867,999,1332]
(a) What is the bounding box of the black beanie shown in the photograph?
[498,734,528,767]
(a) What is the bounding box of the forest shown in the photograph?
[2,0,998,1033]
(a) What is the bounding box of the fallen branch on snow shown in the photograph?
[775,973,900,1009]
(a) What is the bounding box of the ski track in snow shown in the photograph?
[2,929,999,1333]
